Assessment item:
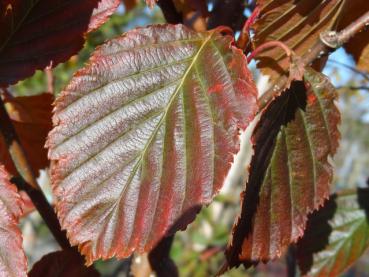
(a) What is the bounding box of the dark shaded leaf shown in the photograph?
[0,166,26,277]
[0,93,53,176]
[29,249,100,277]
[0,0,120,86]
[225,69,340,269]
[47,24,258,263]
[297,188,369,276]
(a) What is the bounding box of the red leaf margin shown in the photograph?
[0,166,26,277]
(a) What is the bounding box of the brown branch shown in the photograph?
[258,10,369,110]
[0,91,75,251]
[336,85,369,91]
[157,0,182,24]
[328,60,369,81]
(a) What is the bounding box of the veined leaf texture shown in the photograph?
[47,24,258,263]
[226,69,340,268]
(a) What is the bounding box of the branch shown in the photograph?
[0,91,75,251]
[258,10,369,110]
[328,60,369,81]
[157,0,182,24]
[336,85,369,91]
[148,235,178,277]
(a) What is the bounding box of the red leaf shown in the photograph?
[0,0,120,86]
[0,93,53,176]
[0,166,27,277]
[29,249,100,277]
[225,69,340,269]
[251,0,360,81]
[47,24,258,264]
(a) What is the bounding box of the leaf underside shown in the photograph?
[297,188,369,277]
[0,0,119,86]
[251,0,367,81]
[47,24,257,263]
[225,69,340,269]
[0,166,26,277]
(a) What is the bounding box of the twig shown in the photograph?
[258,10,369,110]
[148,235,178,277]
[247,40,292,64]
[336,85,369,91]
[0,90,75,251]
[328,60,369,81]
[236,6,260,51]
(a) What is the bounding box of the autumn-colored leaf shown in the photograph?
[251,0,358,81]
[225,69,340,269]
[337,0,369,72]
[297,188,369,277]
[88,0,121,33]
[0,93,53,176]
[0,0,120,86]
[0,166,26,277]
[29,249,100,277]
[47,24,258,263]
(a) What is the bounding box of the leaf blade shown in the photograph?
[0,93,53,176]
[297,188,369,276]
[47,24,258,263]
[225,68,340,268]
[0,0,120,86]
[0,166,26,277]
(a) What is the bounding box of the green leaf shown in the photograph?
[47,24,258,263]
[297,188,369,276]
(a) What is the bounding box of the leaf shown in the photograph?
[29,249,100,277]
[0,0,120,86]
[0,93,53,176]
[47,24,258,264]
[251,0,355,81]
[296,188,369,276]
[0,166,26,277]
[337,0,369,72]
[88,0,121,33]
[225,69,340,269]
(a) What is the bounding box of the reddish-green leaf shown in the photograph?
[297,188,369,276]
[0,0,120,86]
[0,166,26,277]
[225,69,340,269]
[251,0,356,81]
[29,249,100,277]
[47,24,258,263]
[0,93,53,176]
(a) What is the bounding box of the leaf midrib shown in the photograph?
[101,31,217,222]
